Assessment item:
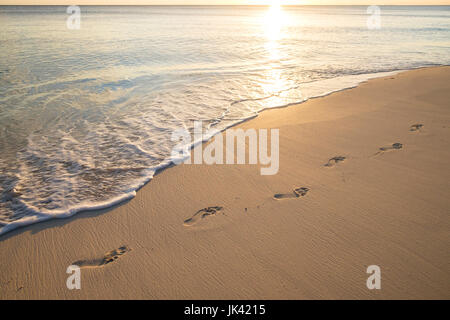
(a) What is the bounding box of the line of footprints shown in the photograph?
[183,123,423,227]
[76,124,422,267]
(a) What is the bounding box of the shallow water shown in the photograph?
[0,5,449,234]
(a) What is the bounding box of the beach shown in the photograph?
[0,66,449,299]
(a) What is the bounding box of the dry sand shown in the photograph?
[0,66,449,299]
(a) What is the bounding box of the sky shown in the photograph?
[1,0,449,5]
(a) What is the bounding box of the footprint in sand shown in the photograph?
[73,245,131,268]
[324,156,346,167]
[379,142,403,152]
[374,142,403,156]
[183,206,223,226]
[410,124,423,132]
[274,187,310,200]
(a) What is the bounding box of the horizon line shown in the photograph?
[1,4,449,5]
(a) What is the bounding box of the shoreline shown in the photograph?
[0,65,442,237]
[1,66,449,299]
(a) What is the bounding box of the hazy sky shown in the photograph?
[1,0,449,5]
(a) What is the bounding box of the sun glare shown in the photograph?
[264,1,284,41]
[261,0,288,98]
[269,0,281,11]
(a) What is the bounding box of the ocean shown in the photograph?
[0,5,449,235]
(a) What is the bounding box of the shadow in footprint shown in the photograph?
[73,245,131,268]
[274,187,309,200]
[184,206,223,226]
[324,156,346,167]
[379,142,403,151]
[410,124,423,132]
[374,143,403,156]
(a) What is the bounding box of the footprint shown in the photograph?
[73,245,131,268]
[184,206,223,226]
[410,124,423,132]
[374,142,403,156]
[274,187,309,200]
[324,156,346,167]
[379,142,403,151]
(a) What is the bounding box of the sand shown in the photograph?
[0,66,449,299]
